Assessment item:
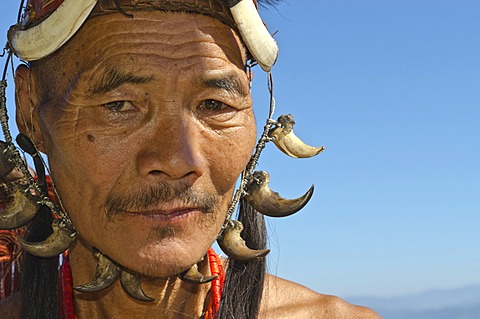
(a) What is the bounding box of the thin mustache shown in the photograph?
[105,182,219,219]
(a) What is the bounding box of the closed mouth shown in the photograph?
[123,207,201,222]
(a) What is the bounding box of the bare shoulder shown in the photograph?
[0,292,21,319]
[259,274,382,319]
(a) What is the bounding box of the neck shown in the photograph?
[68,240,212,319]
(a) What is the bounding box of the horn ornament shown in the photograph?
[269,114,325,158]
[7,0,98,61]
[178,263,217,284]
[217,220,269,261]
[0,185,38,229]
[120,269,155,302]
[17,218,76,258]
[75,251,121,293]
[244,170,314,217]
[227,0,279,72]
[0,186,39,230]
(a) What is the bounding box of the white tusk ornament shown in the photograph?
[228,0,279,72]
[8,0,98,61]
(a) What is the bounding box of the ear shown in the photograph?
[14,64,46,153]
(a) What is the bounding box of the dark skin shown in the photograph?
[0,11,381,318]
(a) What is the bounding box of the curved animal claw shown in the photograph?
[0,186,39,229]
[178,263,217,284]
[244,171,314,218]
[269,114,325,158]
[75,251,121,293]
[18,218,76,258]
[217,220,269,261]
[120,269,155,302]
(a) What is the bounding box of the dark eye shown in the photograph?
[199,99,228,111]
[103,101,135,112]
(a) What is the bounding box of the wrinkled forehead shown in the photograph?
[58,12,247,73]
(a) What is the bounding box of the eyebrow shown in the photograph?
[198,75,249,98]
[90,68,154,94]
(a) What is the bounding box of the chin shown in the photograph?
[74,199,226,278]
[109,236,214,278]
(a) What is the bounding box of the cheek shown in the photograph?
[39,110,133,226]
[41,104,136,180]
[203,114,257,194]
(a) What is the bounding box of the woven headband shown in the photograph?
[21,0,240,29]
[8,0,277,71]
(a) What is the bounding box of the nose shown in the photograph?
[135,112,206,185]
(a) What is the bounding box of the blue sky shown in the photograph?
[1,1,479,299]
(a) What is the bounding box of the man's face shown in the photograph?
[22,11,256,277]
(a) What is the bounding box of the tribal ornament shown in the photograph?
[226,0,278,71]
[75,249,218,302]
[74,251,121,293]
[217,220,269,261]
[17,217,76,258]
[120,268,156,302]
[269,114,325,158]
[244,170,314,218]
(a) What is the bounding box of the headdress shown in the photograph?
[0,0,324,304]
[8,0,278,71]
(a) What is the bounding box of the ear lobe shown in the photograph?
[14,64,46,153]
